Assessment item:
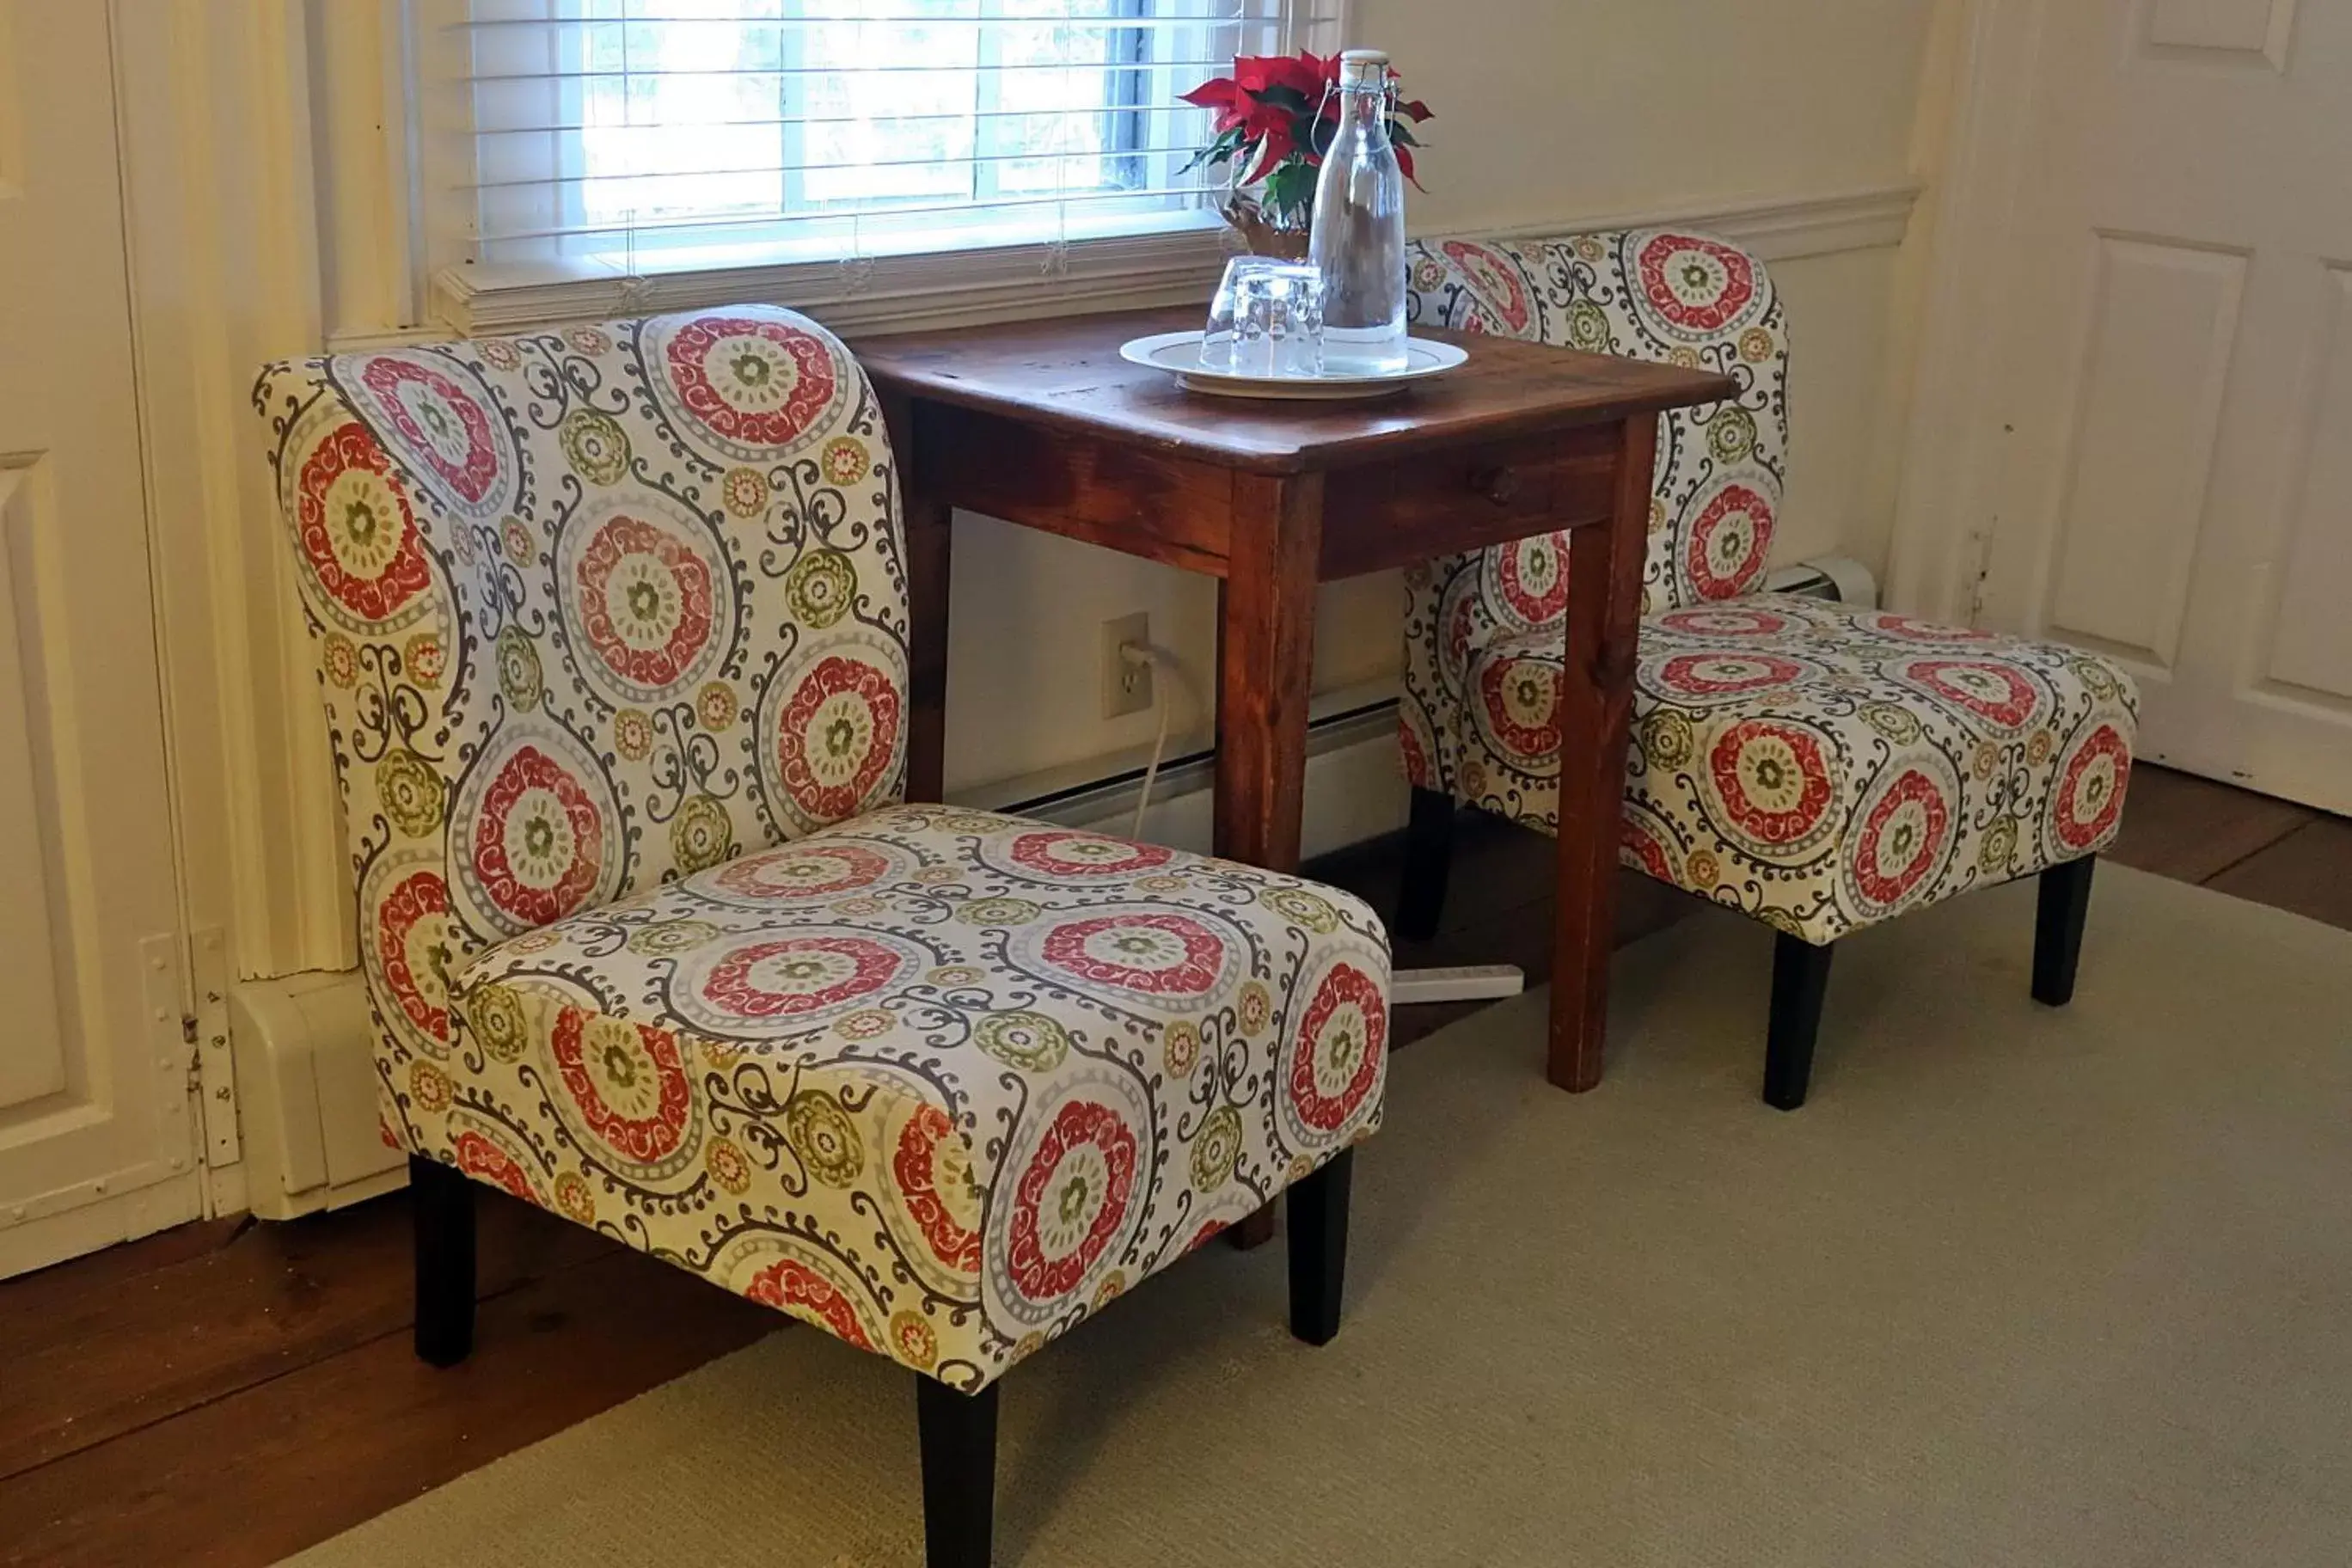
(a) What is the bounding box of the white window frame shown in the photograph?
[407,0,1339,336]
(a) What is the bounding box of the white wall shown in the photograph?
[938,0,1942,795]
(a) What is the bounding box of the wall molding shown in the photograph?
[1471,181,1923,264]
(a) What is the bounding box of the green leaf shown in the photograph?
[1178,127,1246,176]
[1263,159,1317,223]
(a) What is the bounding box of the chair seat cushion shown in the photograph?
[1459,593,2139,944]
[437,805,1388,1388]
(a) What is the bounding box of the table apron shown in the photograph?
[919,404,1235,575]
[1317,422,1624,579]
[916,402,1632,585]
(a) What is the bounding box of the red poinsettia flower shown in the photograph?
[1179,52,1433,226]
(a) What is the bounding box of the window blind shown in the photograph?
[434,0,1301,273]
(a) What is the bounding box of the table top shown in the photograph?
[857,305,1736,475]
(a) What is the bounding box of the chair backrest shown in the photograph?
[255,308,909,1070]
[1406,230,1788,613]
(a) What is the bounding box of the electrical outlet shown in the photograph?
[1100,612,1154,719]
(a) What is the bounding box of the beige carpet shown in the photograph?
[285,866,2352,1567]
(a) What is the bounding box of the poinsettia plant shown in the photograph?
[1179,52,1432,237]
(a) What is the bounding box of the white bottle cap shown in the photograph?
[1339,48,1389,87]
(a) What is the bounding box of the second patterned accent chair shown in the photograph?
[1393,231,2139,1109]
[255,307,1388,1568]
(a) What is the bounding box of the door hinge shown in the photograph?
[189,927,242,1168]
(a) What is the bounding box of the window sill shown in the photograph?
[428,213,1239,340]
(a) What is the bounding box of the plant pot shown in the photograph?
[1224,193,1311,260]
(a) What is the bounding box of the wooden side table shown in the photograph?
[863,306,1732,1098]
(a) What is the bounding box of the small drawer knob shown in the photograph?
[1472,466,1522,507]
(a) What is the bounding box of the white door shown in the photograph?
[0,1,199,1275]
[1965,0,2352,811]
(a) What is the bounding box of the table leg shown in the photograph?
[882,392,952,804]
[1548,414,1658,1092]
[1216,470,1325,1248]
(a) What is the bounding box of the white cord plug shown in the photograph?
[1118,640,1188,841]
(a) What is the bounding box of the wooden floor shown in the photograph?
[2,764,2343,1567]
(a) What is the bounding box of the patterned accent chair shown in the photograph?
[1394,232,2138,1108]
[256,308,1387,1568]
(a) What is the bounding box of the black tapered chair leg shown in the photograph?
[409,1153,476,1368]
[916,1375,1000,1568]
[1763,934,1835,1112]
[1287,1149,1352,1345]
[2033,855,2097,1007]
[1394,787,1456,943]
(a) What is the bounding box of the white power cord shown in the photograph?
[1120,640,1526,1003]
[1118,640,1192,841]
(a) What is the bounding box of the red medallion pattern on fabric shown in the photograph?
[1656,606,1792,640]
[696,935,907,1020]
[469,744,609,928]
[1708,719,1838,850]
[1868,613,1997,646]
[1657,652,1805,699]
[1849,765,1955,912]
[1438,241,1534,334]
[893,1105,983,1275]
[1006,831,1174,879]
[661,315,840,452]
[1685,483,1773,600]
[710,842,894,903]
[353,356,508,512]
[1491,533,1569,625]
[572,512,718,695]
[377,869,453,1044]
[451,1132,540,1203]
[2052,723,2131,853]
[746,1257,876,1352]
[550,1008,695,1167]
[1288,963,1387,1133]
[1635,232,1759,335]
[1475,654,1562,763]
[1038,913,1228,999]
[1005,1099,1138,1305]
[296,423,433,625]
[1905,660,2042,732]
[772,653,903,825]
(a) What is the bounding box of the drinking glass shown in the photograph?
[1202,258,1325,378]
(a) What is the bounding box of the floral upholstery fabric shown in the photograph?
[1400,230,1790,797]
[457,804,1387,1388]
[1456,593,2137,945]
[256,306,1387,1391]
[1398,230,2137,944]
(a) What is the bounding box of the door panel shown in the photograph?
[1973,0,2352,810]
[2043,236,2246,669]
[0,463,72,1111]
[0,1,197,1274]
[2262,266,2352,702]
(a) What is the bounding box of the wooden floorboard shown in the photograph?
[2103,763,2316,885]
[2205,813,2352,933]
[0,763,2332,1566]
[0,1195,609,1482]
[0,1244,775,1568]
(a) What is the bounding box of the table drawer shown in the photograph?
[1319,424,1622,579]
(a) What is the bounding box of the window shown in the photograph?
[426,1,1300,279]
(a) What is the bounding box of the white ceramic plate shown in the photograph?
[1118,329,1468,400]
